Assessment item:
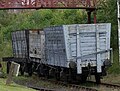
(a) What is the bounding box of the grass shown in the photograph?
[0,78,36,91]
[108,49,120,74]
[13,76,66,90]
[102,74,120,84]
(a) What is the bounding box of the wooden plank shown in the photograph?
[6,62,20,85]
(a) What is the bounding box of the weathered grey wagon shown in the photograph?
[44,23,112,82]
[3,29,45,75]
[3,23,112,83]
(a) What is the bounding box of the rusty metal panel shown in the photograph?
[0,0,98,9]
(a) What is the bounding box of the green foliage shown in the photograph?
[0,78,36,91]
[96,0,119,74]
[0,9,87,58]
[97,0,118,49]
[108,50,120,74]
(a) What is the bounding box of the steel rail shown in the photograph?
[87,81,120,90]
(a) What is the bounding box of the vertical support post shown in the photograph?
[25,30,29,61]
[94,10,97,23]
[87,10,91,24]
[117,0,120,64]
[95,25,101,73]
[76,25,82,74]
[6,63,14,85]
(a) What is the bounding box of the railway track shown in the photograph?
[28,78,120,91]
[15,75,120,91]
[37,77,120,91]
[28,85,56,91]
[87,81,120,90]
[28,82,98,91]
[56,81,98,91]
[37,77,98,91]
[29,83,98,91]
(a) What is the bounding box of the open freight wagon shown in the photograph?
[3,23,112,83]
[3,29,45,75]
[44,23,112,83]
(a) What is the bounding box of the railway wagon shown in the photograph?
[44,23,112,83]
[3,29,45,75]
[3,23,112,83]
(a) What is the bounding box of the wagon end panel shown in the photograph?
[29,29,45,63]
[11,30,28,58]
[64,23,111,74]
[76,23,111,74]
[63,25,78,68]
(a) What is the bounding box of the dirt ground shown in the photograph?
[102,74,120,85]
